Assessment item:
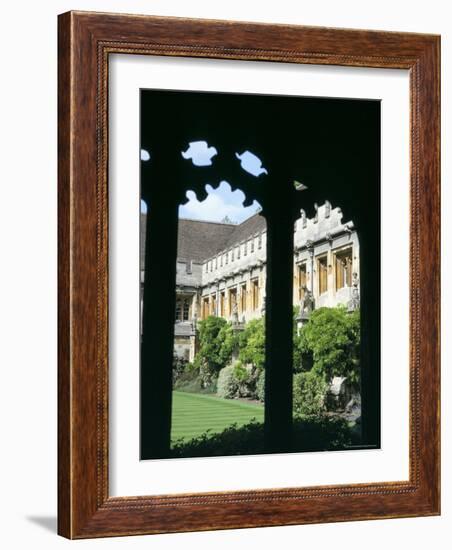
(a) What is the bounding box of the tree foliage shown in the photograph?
[238,317,265,370]
[189,306,360,403]
[299,306,360,387]
[194,316,237,385]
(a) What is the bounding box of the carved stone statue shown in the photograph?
[232,301,239,324]
[300,286,314,317]
[347,272,360,312]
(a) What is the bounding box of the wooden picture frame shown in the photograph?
[58,11,440,539]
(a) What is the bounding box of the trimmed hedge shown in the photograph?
[171,415,355,458]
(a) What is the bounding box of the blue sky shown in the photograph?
[140,181,261,224]
[179,181,261,224]
[140,144,265,223]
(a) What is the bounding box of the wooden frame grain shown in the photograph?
[58,10,440,539]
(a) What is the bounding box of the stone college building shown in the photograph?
[141,201,360,362]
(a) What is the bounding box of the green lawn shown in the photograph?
[171,391,264,444]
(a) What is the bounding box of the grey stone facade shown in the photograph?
[141,201,359,362]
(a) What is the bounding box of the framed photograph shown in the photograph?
[58,11,440,538]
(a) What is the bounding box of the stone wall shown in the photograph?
[141,201,360,360]
[191,202,359,321]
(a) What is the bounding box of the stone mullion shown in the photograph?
[327,247,334,303]
[140,195,178,459]
[264,205,294,454]
[190,293,197,321]
[246,271,251,313]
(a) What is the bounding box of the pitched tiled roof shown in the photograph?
[224,213,266,249]
[140,212,266,267]
[176,218,236,262]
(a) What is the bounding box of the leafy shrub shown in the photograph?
[172,354,189,385]
[217,362,258,399]
[173,362,201,392]
[198,359,216,388]
[216,365,237,399]
[233,362,256,398]
[171,416,355,458]
[256,369,265,402]
[293,370,328,416]
[174,362,217,394]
